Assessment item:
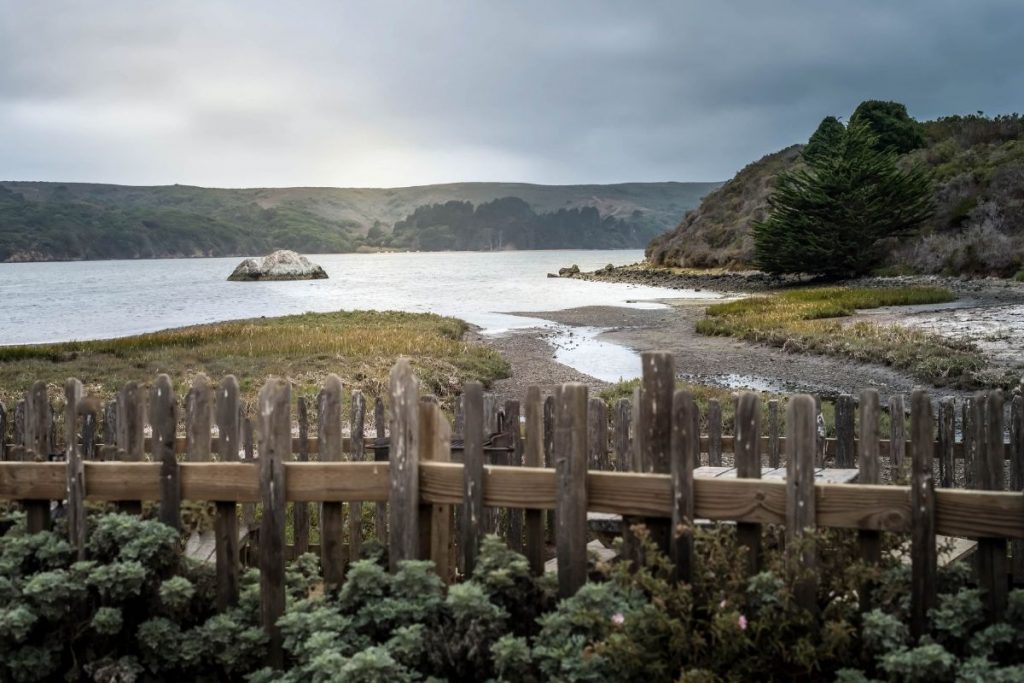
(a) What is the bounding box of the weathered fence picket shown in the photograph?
[350,390,366,562]
[506,399,524,554]
[373,397,388,544]
[215,375,241,609]
[1012,395,1024,583]
[318,375,345,590]
[786,395,817,612]
[24,382,52,532]
[835,394,855,468]
[524,386,545,576]
[637,351,674,554]
[64,379,85,558]
[858,389,881,612]
[707,398,722,467]
[670,389,697,584]
[890,395,906,481]
[293,397,310,556]
[258,378,289,668]
[768,399,780,469]
[461,381,484,576]
[735,392,761,573]
[388,360,419,571]
[614,397,631,472]
[555,384,587,598]
[151,375,179,530]
[976,390,1007,623]
[910,389,936,640]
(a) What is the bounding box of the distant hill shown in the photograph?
[647,114,1024,276]
[0,180,721,262]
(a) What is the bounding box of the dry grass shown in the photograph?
[0,310,510,411]
[694,286,997,388]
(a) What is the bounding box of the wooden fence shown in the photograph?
[1,352,1023,666]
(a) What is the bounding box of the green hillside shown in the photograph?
[0,180,720,262]
[647,113,1024,276]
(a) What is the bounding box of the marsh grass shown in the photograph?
[693,286,994,388]
[0,310,510,409]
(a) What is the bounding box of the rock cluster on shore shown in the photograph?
[228,250,328,281]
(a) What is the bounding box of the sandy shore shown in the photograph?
[479,275,1024,404]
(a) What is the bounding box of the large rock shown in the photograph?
[227,250,328,281]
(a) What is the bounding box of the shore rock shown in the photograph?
[557,264,581,278]
[227,250,328,281]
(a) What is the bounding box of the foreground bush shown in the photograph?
[2,512,1023,681]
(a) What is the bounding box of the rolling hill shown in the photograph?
[0,180,721,262]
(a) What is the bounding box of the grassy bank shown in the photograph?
[0,310,510,409]
[694,286,993,388]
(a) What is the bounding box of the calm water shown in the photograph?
[0,250,712,381]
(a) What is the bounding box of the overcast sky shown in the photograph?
[1,0,1022,188]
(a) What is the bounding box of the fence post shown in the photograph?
[889,395,906,482]
[524,386,545,576]
[1011,395,1024,584]
[910,389,936,641]
[637,351,674,554]
[555,383,588,598]
[151,375,179,530]
[707,398,722,467]
[186,374,212,462]
[374,398,388,545]
[461,381,484,577]
[24,381,52,533]
[64,379,85,558]
[768,399,780,469]
[318,375,345,590]
[388,359,419,572]
[258,378,290,668]
[858,389,881,612]
[977,390,1007,623]
[116,382,144,514]
[215,375,241,609]
[588,397,608,472]
[293,397,310,557]
[0,400,7,462]
[835,394,855,468]
[614,398,631,472]
[938,398,955,488]
[735,392,761,573]
[419,400,452,582]
[786,394,817,612]
[506,400,524,554]
[671,390,697,584]
[350,390,366,562]
[543,394,555,544]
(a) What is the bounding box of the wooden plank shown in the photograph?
[707,398,722,467]
[614,398,631,472]
[12,400,25,461]
[555,383,588,598]
[388,359,419,571]
[186,374,212,462]
[670,390,697,583]
[101,400,116,461]
[786,394,817,612]
[637,351,674,553]
[0,401,6,462]
[461,382,484,576]
[858,389,882,612]
[835,394,855,468]
[0,459,1022,540]
[241,411,256,527]
[970,396,985,490]
[734,392,761,574]
[588,397,608,471]
[374,397,388,545]
[1011,395,1024,583]
[64,380,85,558]
[910,389,936,641]
[890,395,906,482]
[976,390,1007,622]
[23,382,52,532]
[214,375,241,609]
[116,381,144,515]
[349,390,366,562]
[768,399,780,469]
[422,403,452,582]
[938,398,955,488]
[293,397,310,556]
[543,394,555,544]
[963,397,975,488]
[524,386,545,576]
[418,400,438,562]
[505,400,524,553]
[258,378,289,668]
[150,375,179,530]
[318,375,345,590]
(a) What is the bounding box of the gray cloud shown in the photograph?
[1,0,1021,187]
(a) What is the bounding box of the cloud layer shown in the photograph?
[2,0,1022,187]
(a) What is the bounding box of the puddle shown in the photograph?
[548,325,643,383]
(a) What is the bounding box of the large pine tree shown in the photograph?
[753,119,933,277]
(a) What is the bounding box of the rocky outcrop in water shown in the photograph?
[227,250,328,281]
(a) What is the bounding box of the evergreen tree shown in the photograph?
[753,120,933,277]
[849,100,925,154]
[802,116,845,164]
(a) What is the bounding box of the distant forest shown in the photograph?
[384,197,659,251]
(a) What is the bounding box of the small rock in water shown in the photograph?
[227,250,328,281]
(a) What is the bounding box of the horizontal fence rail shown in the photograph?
[1,356,1022,664]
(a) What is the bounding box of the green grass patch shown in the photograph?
[695,286,992,389]
[0,310,510,410]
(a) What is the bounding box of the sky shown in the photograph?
[1,0,1022,188]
